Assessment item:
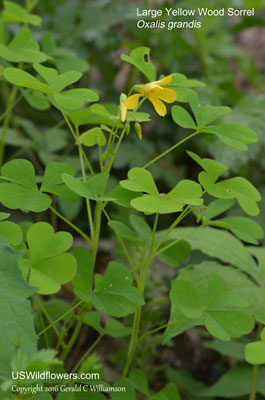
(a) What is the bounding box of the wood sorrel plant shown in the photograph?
[0,3,265,399]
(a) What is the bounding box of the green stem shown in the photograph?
[50,206,92,247]
[34,296,60,338]
[60,312,85,361]
[0,85,18,168]
[121,214,158,379]
[143,131,200,169]
[76,127,94,239]
[249,324,263,400]
[250,365,258,400]
[38,300,83,337]
[72,334,104,373]
[138,318,188,343]
[103,208,139,286]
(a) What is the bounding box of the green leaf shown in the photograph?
[106,186,141,208]
[170,280,203,319]
[78,127,106,147]
[5,28,47,63]
[0,212,10,221]
[0,222,23,246]
[121,47,156,81]
[3,1,41,25]
[41,162,78,201]
[131,194,183,214]
[211,217,263,244]
[157,240,191,267]
[205,124,259,151]
[187,151,228,182]
[105,318,132,338]
[200,366,265,397]
[33,63,82,92]
[151,383,180,400]
[128,369,149,395]
[171,106,197,129]
[71,247,94,299]
[23,89,50,110]
[110,380,137,400]
[197,198,235,220]
[245,341,265,365]
[165,227,259,281]
[167,179,203,205]
[199,172,261,216]
[204,339,245,360]
[0,239,37,381]
[88,262,144,317]
[0,159,51,212]
[20,222,77,294]
[3,68,52,94]
[120,167,158,195]
[165,273,253,343]
[130,215,151,243]
[62,173,112,201]
[170,73,205,88]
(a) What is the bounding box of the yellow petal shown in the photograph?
[125,94,143,110]
[120,102,127,122]
[148,96,167,116]
[156,87,177,103]
[154,75,172,86]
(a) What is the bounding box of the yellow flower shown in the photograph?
[120,93,128,122]
[125,75,177,117]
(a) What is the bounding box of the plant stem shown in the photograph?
[72,334,104,373]
[143,131,200,169]
[0,85,18,168]
[50,206,92,247]
[103,208,139,286]
[121,214,158,379]
[60,312,85,361]
[250,364,259,400]
[34,296,60,338]
[75,127,94,239]
[38,300,83,337]
[249,324,263,400]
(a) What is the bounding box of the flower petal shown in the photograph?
[148,96,167,116]
[154,75,172,86]
[125,94,143,110]
[120,102,127,122]
[156,88,177,103]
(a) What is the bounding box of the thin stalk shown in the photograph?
[50,206,92,247]
[138,318,188,343]
[143,131,200,169]
[75,127,94,239]
[60,312,85,361]
[0,85,18,167]
[155,206,191,250]
[0,94,23,124]
[249,324,263,400]
[38,300,83,337]
[121,214,158,379]
[34,296,60,338]
[72,334,104,373]
[103,208,139,286]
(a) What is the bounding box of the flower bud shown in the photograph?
[125,122,130,135]
[134,122,142,141]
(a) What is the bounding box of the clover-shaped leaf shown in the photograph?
[3,1,41,25]
[187,151,228,182]
[164,274,254,343]
[120,168,158,195]
[62,172,113,201]
[88,262,144,317]
[20,222,77,294]
[245,328,265,365]
[199,172,261,216]
[0,159,51,212]
[209,217,263,244]
[0,28,47,63]
[77,127,106,147]
[121,47,156,81]
[40,162,79,201]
